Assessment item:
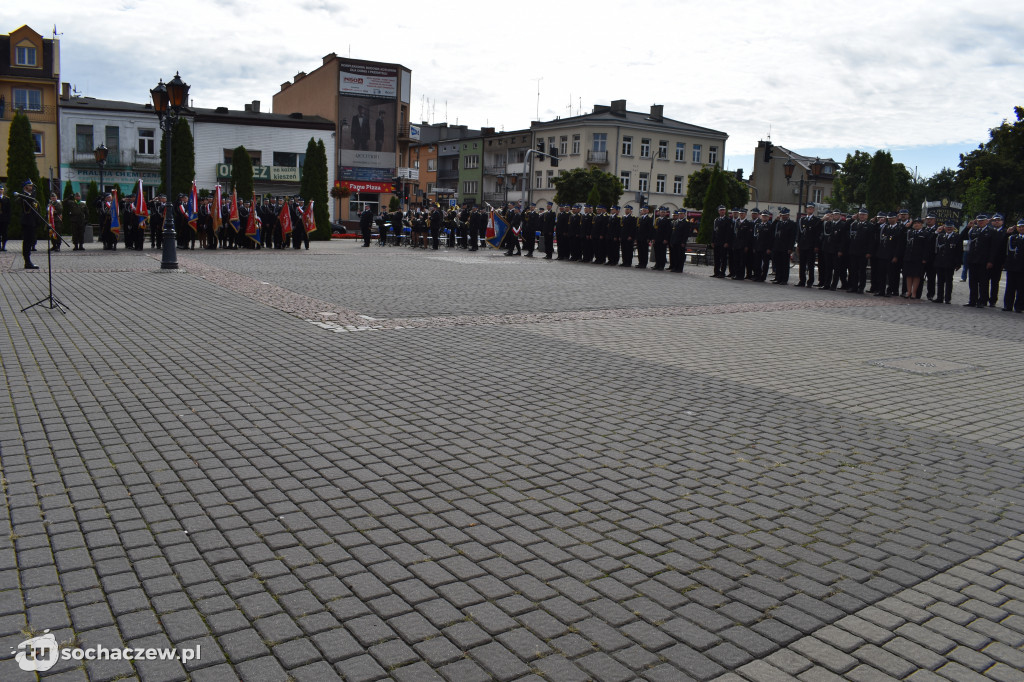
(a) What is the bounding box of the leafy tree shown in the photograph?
[866,150,897,217]
[159,117,194,199]
[86,181,100,224]
[926,168,958,201]
[5,110,41,236]
[956,106,1024,221]
[62,179,74,224]
[231,145,254,200]
[961,170,996,220]
[684,165,748,212]
[388,195,400,211]
[585,185,601,207]
[552,167,623,207]
[829,150,872,212]
[313,140,330,239]
[696,167,731,244]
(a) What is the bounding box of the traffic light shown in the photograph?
[763,142,773,163]
[549,144,558,167]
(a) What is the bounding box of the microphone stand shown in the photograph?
[19,194,71,314]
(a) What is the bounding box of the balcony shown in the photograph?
[398,125,412,141]
[1,104,57,123]
[483,165,507,176]
[69,148,161,170]
[587,150,608,164]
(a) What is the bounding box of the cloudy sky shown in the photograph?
[8,0,1022,178]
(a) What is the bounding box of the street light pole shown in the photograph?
[94,144,108,196]
[151,72,190,270]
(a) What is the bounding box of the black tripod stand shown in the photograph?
[20,197,71,315]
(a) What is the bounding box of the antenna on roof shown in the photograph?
[767,124,772,141]
[533,77,542,121]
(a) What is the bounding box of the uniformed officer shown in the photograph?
[846,208,872,293]
[770,207,796,284]
[592,205,607,264]
[19,180,40,268]
[964,214,994,307]
[922,212,939,299]
[933,220,963,304]
[730,208,752,279]
[523,203,538,257]
[652,207,672,270]
[873,212,903,297]
[360,205,373,246]
[988,213,1009,307]
[0,184,9,251]
[606,205,621,266]
[636,205,654,268]
[430,203,443,250]
[580,204,594,262]
[711,205,731,278]
[1003,219,1024,312]
[669,209,688,273]
[555,204,570,260]
[796,203,821,286]
[902,217,929,299]
[567,204,581,261]
[541,202,556,259]
[619,205,636,266]
[751,210,773,281]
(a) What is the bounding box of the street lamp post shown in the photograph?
[94,144,108,196]
[783,157,824,220]
[150,72,190,270]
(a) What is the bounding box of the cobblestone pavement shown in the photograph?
[1,240,1022,681]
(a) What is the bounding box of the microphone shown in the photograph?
[14,191,37,203]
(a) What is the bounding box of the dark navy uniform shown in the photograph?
[636,208,654,268]
[619,206,637,266]
[771,210,796,284]
[796,206,821,286]
[933,223,963,304]
[711,206,731,278]
[1004,222,1024,312]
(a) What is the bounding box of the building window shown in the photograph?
[535,171,542,189]
[676,142,686,162]
[572,134,580,155]
[560,136,568,155]
[105,126,119,153]
[621,136,633,156]
[658,140,668,159]
[31,132,43,155]
[76,125,94,153]
[13,88,42,111]
[709,146,718,164]
[138,129,155,155]
[620,171,631,191]
[673,176,683,194]
[813,188,823,203]
[592,133,607,152]
[692,144,702,164]
[464,154,479,169]
[656,174,666,193]
[640,138,651,158]
[15,45,37,67]
[463,180,478,194]
[274,151,300,167]
[547,170,555,188]
[427,158,436,172]
[638,172,649,193]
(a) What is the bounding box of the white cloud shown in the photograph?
[5,0,1020,174]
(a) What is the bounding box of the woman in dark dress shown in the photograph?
[903,218,928,300]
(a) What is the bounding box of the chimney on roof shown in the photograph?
[61,82,70,101]
[244,103,252,112]
[649,104,663,121]
[280,81,291,90]
[251,100,260,113]
[482,127,495,135]
[294,71,306,81]
[610,99,627,115]
[593,104,610,114]
[323,52,336,65]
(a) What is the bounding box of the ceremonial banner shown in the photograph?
[303,201,317,234]
[279,202,293,242]
[212,186,223,233]
[47,203,59,241]
[485,210,511,250]
[110,189,121,237]
[229,190,240,233]
[134,179,149,229]
[245,194,261,244]
[187,182,199,233]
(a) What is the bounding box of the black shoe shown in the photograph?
[544,255,552,260]
[932,299,944,304]
[795,282,805,287]
[963,303,975,307]
[25,264,39,270]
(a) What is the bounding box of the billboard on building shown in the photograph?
[339,61,397,180]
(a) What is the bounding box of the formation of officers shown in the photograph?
[358,199,1024,314]
[708,204,1022,311]
[21,191,318,255]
